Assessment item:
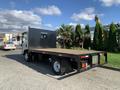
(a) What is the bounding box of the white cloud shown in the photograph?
[69,22,77,26]
[71,7,103,21]
[99,0,120,7]
[0,9,42,32]
[43,24,62,30]
[80,24,85,28]
[44,23,53,28]
[33,5,61,15]
[69,22,85,28]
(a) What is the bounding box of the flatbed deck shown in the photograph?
[30,48,105,56]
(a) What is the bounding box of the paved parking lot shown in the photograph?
[0,49,120,90]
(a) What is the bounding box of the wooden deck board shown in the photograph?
[30,48,104,56]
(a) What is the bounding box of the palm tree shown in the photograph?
[57,24,73,48]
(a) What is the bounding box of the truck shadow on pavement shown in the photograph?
[4,54,80,80]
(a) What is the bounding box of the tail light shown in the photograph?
[80,55,89,59]
[82,62,88,68]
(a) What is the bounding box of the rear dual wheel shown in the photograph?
[51,57,72,75]
[52,60,61,75]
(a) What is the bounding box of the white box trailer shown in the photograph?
[22,27,107,75]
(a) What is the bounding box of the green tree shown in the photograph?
[93,22,99,50]
[98,23,104,50]
[57,24,73,48]
[103,29,108,51]
[71,31,75,47]
[84,24,91,49]
[75,24,83,48]
[93,15,104,50]
[108,23,117,51]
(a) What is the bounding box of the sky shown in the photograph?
[0,0,120,32]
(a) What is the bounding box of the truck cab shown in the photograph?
[21,32,28,58]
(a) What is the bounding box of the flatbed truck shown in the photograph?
[22,27,107,75]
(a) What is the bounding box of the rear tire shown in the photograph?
[52,57,70,75]
[51,57,67,75]
[52,60,61,75]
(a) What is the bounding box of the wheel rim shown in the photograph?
[53,61,60,72]
[25,53,28,61]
